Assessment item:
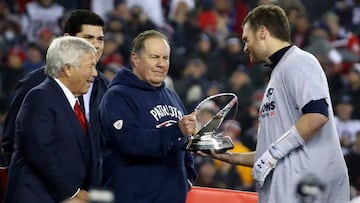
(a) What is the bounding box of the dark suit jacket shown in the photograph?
[1,67,109,187]
[4,77,97,202]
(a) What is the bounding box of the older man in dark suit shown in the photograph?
[4,36,98,203]
[1,11,109,190]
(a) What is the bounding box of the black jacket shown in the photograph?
[4,77,97,202]
[1,66,109,186]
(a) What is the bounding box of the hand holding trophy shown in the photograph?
[184,93,238,153]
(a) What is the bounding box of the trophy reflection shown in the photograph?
[185,93,238,153]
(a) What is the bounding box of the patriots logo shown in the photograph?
[266,88,274,100]
[156,120,177,128]
[113,120,123,130]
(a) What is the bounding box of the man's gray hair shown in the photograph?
[45,36,97,77]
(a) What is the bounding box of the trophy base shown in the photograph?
[185,135,234,154]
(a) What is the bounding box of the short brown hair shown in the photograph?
[131,30,169,55]
[242,5,290,42]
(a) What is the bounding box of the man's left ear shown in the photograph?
[131,52,139,66]
[259,26,266,40]
[63,64,73,77]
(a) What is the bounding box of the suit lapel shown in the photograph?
[46,78,88,158]
[78,95,85,113]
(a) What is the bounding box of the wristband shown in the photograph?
[269,125,305,159]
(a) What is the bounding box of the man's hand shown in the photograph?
[62,189,89,203]
[178,111,198,136]
[196,149,234,164]
[252,149,278,187]
[252,125,305,187]
[76,190,89,202]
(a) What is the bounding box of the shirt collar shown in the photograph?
[266,45,292,70]
[53,77,77,108]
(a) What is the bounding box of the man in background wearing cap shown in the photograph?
[334,94,360,155]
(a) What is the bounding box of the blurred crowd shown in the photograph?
[0,0,360,200]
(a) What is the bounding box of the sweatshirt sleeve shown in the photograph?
[99,89,186,158]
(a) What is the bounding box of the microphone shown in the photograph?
[296,173,325,203]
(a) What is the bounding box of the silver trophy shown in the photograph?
[185,93,238,153]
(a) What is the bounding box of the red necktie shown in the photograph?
[74,100,87,134]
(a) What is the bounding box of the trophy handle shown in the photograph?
[194,93,238,138]
[185,93,238,153]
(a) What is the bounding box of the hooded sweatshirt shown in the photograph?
[99,68,197,203]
